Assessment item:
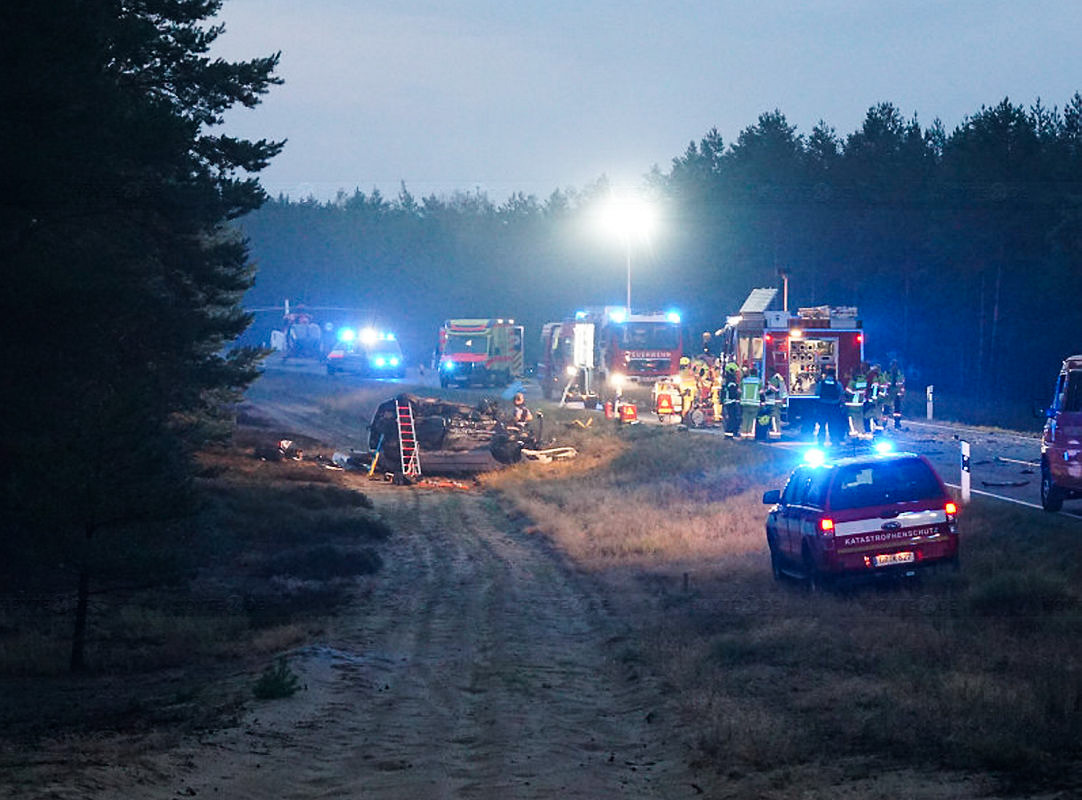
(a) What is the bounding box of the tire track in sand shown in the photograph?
[57,485,708,799]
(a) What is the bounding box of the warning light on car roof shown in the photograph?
[608,308,627,324]
[803,448,827,467]
[360,328,378,344]
[874,440,894,455]
[666,311,681,324]
[337,327,355,342]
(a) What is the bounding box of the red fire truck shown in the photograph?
[720,288,864,430]
[539,307,683,396]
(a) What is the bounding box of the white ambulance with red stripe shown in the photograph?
[762,449,959,587]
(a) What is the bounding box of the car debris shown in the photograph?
[367,393,575,479]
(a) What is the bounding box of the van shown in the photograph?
[1040,355,1082,511]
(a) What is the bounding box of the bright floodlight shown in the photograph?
[600,195,656,241]
[359,327,378,345]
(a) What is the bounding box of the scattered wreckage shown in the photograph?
[365,393,576,480]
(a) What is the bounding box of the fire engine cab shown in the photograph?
[720,288,864,431]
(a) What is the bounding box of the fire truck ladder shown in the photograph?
[396,397,421,479]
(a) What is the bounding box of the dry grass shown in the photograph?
[490,421,1082,793]
[0,429,392,739]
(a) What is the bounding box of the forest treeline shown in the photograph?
[240,96,1082,405]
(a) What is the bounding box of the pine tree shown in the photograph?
[0,1,282,671]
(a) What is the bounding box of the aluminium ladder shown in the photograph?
[395,397,421,479]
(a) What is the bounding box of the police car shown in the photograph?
[762,444,959,587]
[325,328,405,378]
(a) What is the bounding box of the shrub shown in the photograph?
[252,657,301,699]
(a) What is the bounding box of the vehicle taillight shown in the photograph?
[945,501,957,526]
[819,518,835,535]
[857,334,863,343]
[327,351,343,359]
[764,333,772,343]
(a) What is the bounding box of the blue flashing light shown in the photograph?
[440,360,455,372]
[608,309,627,324]
[575,310,588,320]
[874,440,894,455]
[803,448,827,468]
[666,311,681,324]
[337,327,356,342]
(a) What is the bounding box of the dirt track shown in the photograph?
[21,376,707,799]
[45,488,698,799]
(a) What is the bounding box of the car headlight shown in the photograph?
[390,357,400,367]
[374,357,386,367]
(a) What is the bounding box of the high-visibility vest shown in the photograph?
[741,376,761,404]
[846,376,867,406]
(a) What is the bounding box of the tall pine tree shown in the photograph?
[0,1,282,670]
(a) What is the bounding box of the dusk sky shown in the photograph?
[213,0,1082,203]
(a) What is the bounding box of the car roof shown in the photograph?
[816,451,924,469]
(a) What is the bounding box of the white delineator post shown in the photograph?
[926,385,934,420]
[960,440,971,503]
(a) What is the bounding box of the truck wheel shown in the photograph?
[1041,464,1065,512]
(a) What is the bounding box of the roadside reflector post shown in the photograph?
[926,384,934,420]
[960,440,971,503]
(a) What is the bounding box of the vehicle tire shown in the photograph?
[1041,464,1065,512]
[767,537,783,582]
[802,544,826,592]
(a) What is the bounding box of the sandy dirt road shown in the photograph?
[20,377,707,799]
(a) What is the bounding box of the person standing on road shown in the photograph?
[814,365,844,445]
[764,368,787,438]
[740,365,762,438]
[723,371,741,438]
[887,360,906,429]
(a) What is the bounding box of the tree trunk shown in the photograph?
[70,565,90,672]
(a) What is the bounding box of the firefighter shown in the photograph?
[886,359,906,429]
[739,365,761,438]
[723,370,741,437]
[814,365,844,446]
[763,369,787,438]
[864,363,881,432]
[845,367,868,438]
[512,392,533,426]
[876,365,892,430]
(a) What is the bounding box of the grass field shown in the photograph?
[488,421,1082,793]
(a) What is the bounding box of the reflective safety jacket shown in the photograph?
[741,375,761,404]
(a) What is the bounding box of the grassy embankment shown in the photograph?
[0,427,391,735]
[487,418,1082,792]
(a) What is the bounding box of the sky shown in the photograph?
[212,0,1082,203]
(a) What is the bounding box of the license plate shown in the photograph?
[873,551,915,567]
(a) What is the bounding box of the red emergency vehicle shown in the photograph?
[720,288,864,431]
[437,318,524,388]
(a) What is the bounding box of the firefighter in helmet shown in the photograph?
[512,392,533,425]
